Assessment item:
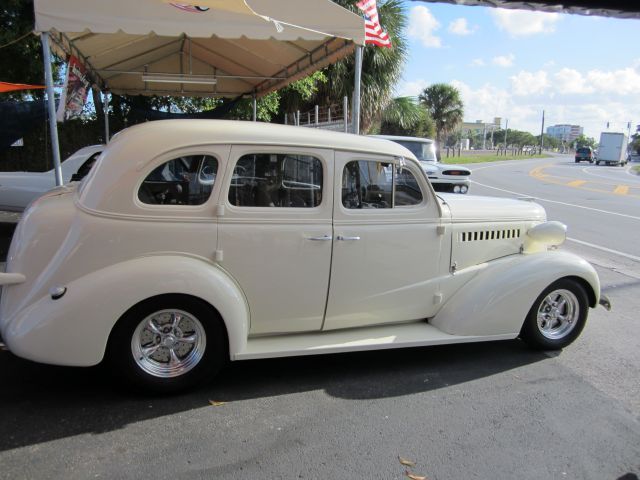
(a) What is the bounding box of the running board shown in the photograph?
[233,322,517,361]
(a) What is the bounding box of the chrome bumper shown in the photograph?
[599,294,612,311]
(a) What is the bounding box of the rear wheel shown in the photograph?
[520,279,589,350]
[107,295,227,393]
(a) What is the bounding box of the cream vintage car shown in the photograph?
[0,120,610,392]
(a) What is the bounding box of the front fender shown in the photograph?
[431,251,600,336]
[2,255,249,366]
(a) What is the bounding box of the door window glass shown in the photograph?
[138,155,218,205]
[342,160,423,209]
[229,154,323,208]
[394,167,423,206]
[342,161,393,209]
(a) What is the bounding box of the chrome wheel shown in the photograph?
[536,289,580,340]
[131,309,206,378]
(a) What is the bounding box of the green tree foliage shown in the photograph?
[574,134,597,149]
[0,0,52,99]
[418,83,464,157]
[630,133,640,155]
[378,96,435,138]
[537,134,560,150]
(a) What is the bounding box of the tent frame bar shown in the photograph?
[97,69,288,81]
[41,32,63,186]
[49,30,106,90]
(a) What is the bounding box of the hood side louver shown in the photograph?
[459,228,522,242]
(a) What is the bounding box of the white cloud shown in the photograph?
[448,18,476,36]
[397,79,430,97]
[554,68,594,94]
[491,9,560,37]
[586,67,640,95]
[408,6,442,48]
[470,58,486,67]
[510,70,550,96]
[492,54,515,67]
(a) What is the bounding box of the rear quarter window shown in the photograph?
[138,155,218,205]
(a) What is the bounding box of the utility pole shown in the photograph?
[539,110,545,154]
[504,119,508,150]
[482,122,487,150]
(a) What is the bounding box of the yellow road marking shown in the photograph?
[567,180,587,187]
[528,164,640,199]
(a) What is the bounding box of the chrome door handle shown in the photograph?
[336,235,360,241]
[306,235,333,241]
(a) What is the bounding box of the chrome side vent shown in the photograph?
[459,228,522,242]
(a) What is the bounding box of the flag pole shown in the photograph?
[352,45,363,135]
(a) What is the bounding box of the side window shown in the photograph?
[138,155,218,205]
[342,160,424,209]
[228,153,323,208]
[342,160,393,209]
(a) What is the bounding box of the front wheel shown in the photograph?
[107,295,227,393]
[520,279,589,350]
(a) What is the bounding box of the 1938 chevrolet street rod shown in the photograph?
[0,120,610,392]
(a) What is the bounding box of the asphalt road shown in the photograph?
[0,156,638,479]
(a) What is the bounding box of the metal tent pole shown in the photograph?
[343,96,348,133]
[104,91,110,143]
[41,32,63,186]
[352,46,363,135]
[252,94,257,122]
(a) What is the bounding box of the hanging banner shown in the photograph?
[56,56,90,122]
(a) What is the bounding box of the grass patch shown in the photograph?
[441,154,549,164]
[631,165,640,175]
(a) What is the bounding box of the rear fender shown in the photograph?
[3,255,248,366]
[431,251,600,336]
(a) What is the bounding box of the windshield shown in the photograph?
[393,140,437,162]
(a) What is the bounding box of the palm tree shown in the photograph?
[419,84,464,158]
[378,96,435,138]
[315,0,408,133]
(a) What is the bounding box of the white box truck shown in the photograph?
[596,132,628,166]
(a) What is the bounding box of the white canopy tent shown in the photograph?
[33,0,365,185]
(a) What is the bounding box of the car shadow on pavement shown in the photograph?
[0,339,548,452]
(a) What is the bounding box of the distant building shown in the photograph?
[461,117,502,136]
[460,118,501,149]
[546,124,583,143]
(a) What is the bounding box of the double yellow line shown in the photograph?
[529,163,640,198]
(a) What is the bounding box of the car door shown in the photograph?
[217,146,333,335]
[323,151,444,330]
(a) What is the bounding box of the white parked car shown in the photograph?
[371,135,471,193]
[0,145,103,212]
[0,120,609,392]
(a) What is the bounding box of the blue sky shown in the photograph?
[396,2,640,138]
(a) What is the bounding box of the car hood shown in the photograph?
[439,193,546,222]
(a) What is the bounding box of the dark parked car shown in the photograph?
[575,146,596,163]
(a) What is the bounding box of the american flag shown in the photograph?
[356,0,392,48]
